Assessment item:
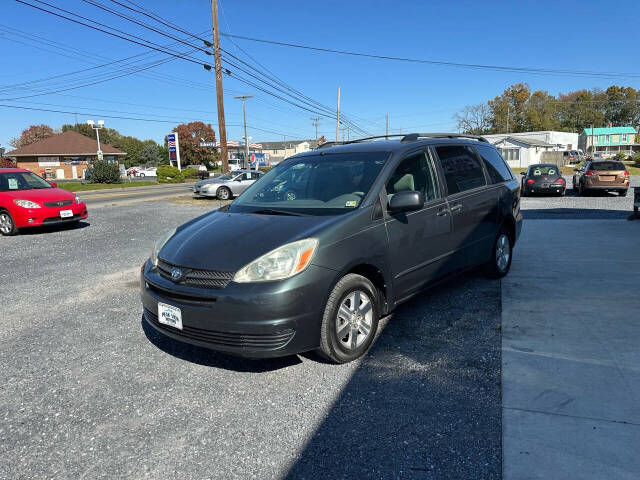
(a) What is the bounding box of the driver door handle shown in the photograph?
[436,208,448,216]
[450,204,463,213]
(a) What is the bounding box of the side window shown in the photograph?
[386,150,439,205]
[476,145,513,183]
[435,145,486,195]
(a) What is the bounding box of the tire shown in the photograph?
[216,186,231,200]
[619,190,627,197]
[0,210,19,236]
[140,173,145,178]
[484,227,513,279]
[572,180,577,193]
[578,183,584,196]
[319,274,379,364]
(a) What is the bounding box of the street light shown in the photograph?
[87,119,104,160]
[234,95,253,168]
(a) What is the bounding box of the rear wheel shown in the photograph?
[484,228,512,279]
[140,173,145,178]
[619,190,627,197]
[319,274,379,364]
[0,210,19,236]
[216,186,231,200]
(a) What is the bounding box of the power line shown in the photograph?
[222,33,640,80]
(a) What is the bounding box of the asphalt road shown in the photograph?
[1,201,502,480]
[80,183,195,208]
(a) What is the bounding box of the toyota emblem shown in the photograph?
[171,267,183,282]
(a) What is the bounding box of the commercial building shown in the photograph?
[259,140,318,165]
[5,130,125,179]
[483,131,579,168]
[579,126,637,156]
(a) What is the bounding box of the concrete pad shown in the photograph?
[503,219,640,478]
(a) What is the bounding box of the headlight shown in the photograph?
[150,228,176,267]
[13,199,41,209]
[75,195,82,204]
[233,238,318,283]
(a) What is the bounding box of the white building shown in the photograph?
[259,140,317,165]
[483,131,579,168]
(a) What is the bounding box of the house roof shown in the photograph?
[260,139,317,150]
[583,126,636,135]
[495,136,555,147]
[6,130,126,157]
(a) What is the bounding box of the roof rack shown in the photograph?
[401,133,489,143]
[317,134,406,149]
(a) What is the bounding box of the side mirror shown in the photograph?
[389,190,424,213]
[519,171,525,175]
[49,181,57,188]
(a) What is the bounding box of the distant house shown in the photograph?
[579,126,637,156]
[259,140,318,165]
[489,136,556,168]
[5,130,126,180]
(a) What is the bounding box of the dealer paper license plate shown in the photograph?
[60,210,73,218]
[158,302,183,330]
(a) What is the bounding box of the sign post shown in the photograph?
[167,132,181,171]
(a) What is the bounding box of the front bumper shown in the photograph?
[12,202,88,228]
[140,260,337,358]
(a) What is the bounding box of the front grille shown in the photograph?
[144,308,294,350]
[42,214,81,224]
[157,258,234,289]
[44,200,73,207]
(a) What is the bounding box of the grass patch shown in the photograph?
[58,181,157,192]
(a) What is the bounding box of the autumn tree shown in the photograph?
[10,124,55,148]
[525,90,560,131]
[488,83,531,133]
[172,121,217,166]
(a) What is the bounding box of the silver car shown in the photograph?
[193,169,264,200]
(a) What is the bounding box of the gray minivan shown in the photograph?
[141,134,522,363]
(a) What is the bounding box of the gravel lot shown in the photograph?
[1,201,502,480]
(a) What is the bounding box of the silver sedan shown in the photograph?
[193,169,264,200]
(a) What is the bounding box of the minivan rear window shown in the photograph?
[435,145,486,194]
[591,162,625,171]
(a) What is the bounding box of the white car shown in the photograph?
[136,167,157,177]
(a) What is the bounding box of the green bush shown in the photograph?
[258,166,272,173]
[88,159,122,184]
[156,165,184,183]
[181,168,199,179]
[633,152,640,168]
[614,151,627,161]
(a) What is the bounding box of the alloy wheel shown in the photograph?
[335,290,373,350]
[496,233,511,273]
[0,213,14,234]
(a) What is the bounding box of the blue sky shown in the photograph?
[1,0,639,149]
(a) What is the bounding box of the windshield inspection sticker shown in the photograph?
[8,178,18,190]
[345,200,357,207]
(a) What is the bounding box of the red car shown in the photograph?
[0,168,88,236]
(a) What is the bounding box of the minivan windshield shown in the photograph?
[230,152,388,216]
[0,171,53,191]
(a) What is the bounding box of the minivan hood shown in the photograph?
[159,210,338,272]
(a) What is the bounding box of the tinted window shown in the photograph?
[386,150,439,204]
[529,165,559,176]
[435,145,486,194]
[476,145,513,183]
[591,162,625,171]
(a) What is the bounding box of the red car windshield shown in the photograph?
[0,172,53,192]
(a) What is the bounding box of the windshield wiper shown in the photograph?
[250,209,305,216]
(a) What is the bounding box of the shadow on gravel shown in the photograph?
[522,208,631,219]
[284,270,502,480]
[141,317,302,373]
[18,220,90,235]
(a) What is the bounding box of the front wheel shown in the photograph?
[0,210,19,236]
[139,173,145,178]
[319,274,379,363]
[484,228,513,279]
[216,186,231,200]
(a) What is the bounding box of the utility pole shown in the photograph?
[506,104,510,135]
[87,120,104,160]
[347,126,350,141]
[311,117,320,145]
[234,95,253,169]
[385,113,389,139]
[336,86,340,142]
[211,0,229,173]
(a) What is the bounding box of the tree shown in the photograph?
[488,83,531,133]
[453,104,491,134]
[10,124,55,148]
[139,143,162,166]
[525,90,560,131]
[173,121,217,166]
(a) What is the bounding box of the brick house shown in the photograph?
[5,130,126,180]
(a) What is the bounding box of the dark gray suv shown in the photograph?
[141,134,522,363]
